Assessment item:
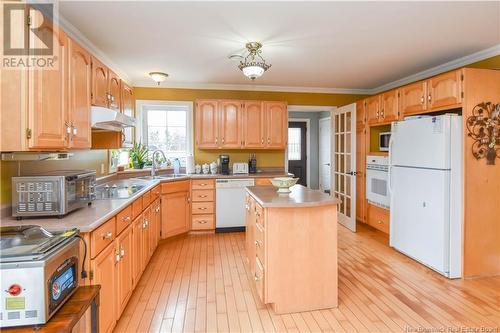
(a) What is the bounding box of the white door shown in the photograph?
[319,117,331,193]
[332,103,356,232]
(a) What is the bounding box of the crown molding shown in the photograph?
[371,44,500,94]
[288,105,337,112]
[132,80,371,95]
[57,13,131,84]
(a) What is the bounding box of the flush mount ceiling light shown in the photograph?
[237,42,271,80]
[149,72,169,85]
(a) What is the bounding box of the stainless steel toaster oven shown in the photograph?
[12,170,96,218]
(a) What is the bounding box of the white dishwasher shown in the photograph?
[216,178,255,231]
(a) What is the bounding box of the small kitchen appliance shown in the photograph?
[12,170,96,219]
[379,132,391,152]
[216,178,255,230]
[220,155,230,175]
[232,162,249,174]
[0,225,80,328]
[248,154,257,174]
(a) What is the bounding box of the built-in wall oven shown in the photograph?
[366,155,390,208]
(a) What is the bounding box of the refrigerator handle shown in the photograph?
[388,137,394,194]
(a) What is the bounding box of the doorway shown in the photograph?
[319,117,331,194]
[288,121,308,186]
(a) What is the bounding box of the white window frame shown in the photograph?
[135,100,194,159]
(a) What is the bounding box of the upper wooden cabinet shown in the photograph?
[366,95,381,125]
[355,100,365,129]
[121,83,135,147]
[219,100,243,148]
[380,89,399,123]
[91,56,109,108]
[68,39,92,149]
[195,99,287,150]
[108,70,121,110]
[427,70,463,110]
[400,81,427,116]
[264,102,288,148]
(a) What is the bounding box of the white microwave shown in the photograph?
[379,132,391,152]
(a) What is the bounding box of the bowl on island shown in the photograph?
[270,177,299,193]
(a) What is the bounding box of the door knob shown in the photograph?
[347,171,357,176]
[324,163,331,166]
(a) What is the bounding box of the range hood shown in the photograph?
[91,106,135,132]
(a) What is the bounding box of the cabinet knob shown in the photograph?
[199,195,208,198]
[428,94,432,102]
[122,216,131,222]
[420,96,424,104]
[102,231,112,239]
[254,275,261,282]
[255,240,262,247]
[198,207,207,210]
[198,220,207,224]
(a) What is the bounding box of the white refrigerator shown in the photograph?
[389,115,462,278]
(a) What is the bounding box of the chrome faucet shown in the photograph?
[151,150,167,177]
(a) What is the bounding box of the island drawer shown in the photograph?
[91,217,116,259]
[255,257,265,302]
[192,202,214,214]
[192,215,214,230]
[192,189,214,202]
[192,179,215,190]
[116,205,132,235]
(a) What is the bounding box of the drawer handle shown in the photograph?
[197,220,208,224]
[254,275,261,282]
[378,220,383,225]
[255,223,264,233]
[199,183,207,186]
[120,247,125,257]
[255,240,262,247]
[198,207,207,210]
[122,216,131,222]
[102,231,113,239]
[198,195,208,198]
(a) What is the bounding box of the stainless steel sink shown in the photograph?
[133,174,188,181]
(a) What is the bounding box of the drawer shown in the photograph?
[192,201,214,215]
[255,257,265,302]
[151,185,161,199]
[192,215,215,230]
[161,180,190,194]
[367,204,389,234]
[142,190,152,207]
[255,203,264,226]
[116,205,132,235]
[192,189,214,202]
[91,217,116,259]
[255,222,265,265]
[192,179,215,190]
[132,197,143,219]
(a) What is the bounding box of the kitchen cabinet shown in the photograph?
[108,70,121,110]
[142,205,152,268]
[366,95,381,125]
[427,70,463,110]
[400,81,427,115]
[380,89,399,123]
[152,198,161,249]
[264,101,288,148]
[90,242,117,333]
[115,224,133,317]
[355,101,366,223]
[121,83,135,147]
[161,181,191,238]
[132,214,143,288]
[367,203,389,234]
[191,179,215,231]
[195,100,219,148]
[219,100,243,148]
[243,101,265,148]
[91,56,109,108]
[195,99,287,150]
[245,194,256,275]
[28,24,68,150]
[68,38,92,149]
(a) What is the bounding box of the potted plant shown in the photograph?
[129,142,148,169]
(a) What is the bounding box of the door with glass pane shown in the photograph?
[332,103,356,232]
[288,122,307,186]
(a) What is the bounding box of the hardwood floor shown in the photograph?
[114,223,500,333]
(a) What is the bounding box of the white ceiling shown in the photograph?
[59,1,500,92]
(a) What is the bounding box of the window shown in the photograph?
[139,102,193,165]
[288,127,302,160]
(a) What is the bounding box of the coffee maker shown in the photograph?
[220,155,230,175]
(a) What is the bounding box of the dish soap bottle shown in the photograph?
[173,158,181,175]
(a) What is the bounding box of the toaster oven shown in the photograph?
[12,170,96,218]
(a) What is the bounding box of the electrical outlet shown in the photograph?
[100,163,105,174]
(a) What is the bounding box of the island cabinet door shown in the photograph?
[243,101,265,148]
[245,195,256,274]
[132,214,143,288]
[116,225,133,317]
[90,242,117,333]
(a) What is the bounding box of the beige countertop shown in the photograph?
[246,185,338,208]
[2,172,291,233]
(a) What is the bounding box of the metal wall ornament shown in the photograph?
[466,102,500,165]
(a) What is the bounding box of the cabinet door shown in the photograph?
[108,70,121,110]
[428,70,462,110]
[142,206,152,268]
[91,56,108,107]
[245,195,256,275]
[132,214,143,288]
[400,81,427,115]
[161,191,190,238]
[91,242,117,333]
[28,24,68,149]
[116,225,133,317]
[365,95,381,125]
[264,101,287,148]
[355,100,365,128]
[219,100,242,148]
[155,199,161,247]
[121,83,135,147]
[356,125,366,223]
[380,89,399,123]
[148,200,160,258]
[243,101,265,148]
[195,100,219,148]
[68,39,91,149]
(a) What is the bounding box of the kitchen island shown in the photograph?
[245,185,338,314]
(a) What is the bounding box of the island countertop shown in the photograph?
[246,185,338,208]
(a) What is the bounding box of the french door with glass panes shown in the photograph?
[332,103,357,232]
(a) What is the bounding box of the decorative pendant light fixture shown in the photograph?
[238,42,271,80]
[149,72,169,85]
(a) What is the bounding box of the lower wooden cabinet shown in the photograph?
[191,179,216,231]
[115,225,133,317]
[90,242,117,333]
[367,203,389,234]
[161,181,191,238]
[141,205,152,271]
[132,213,143,288]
